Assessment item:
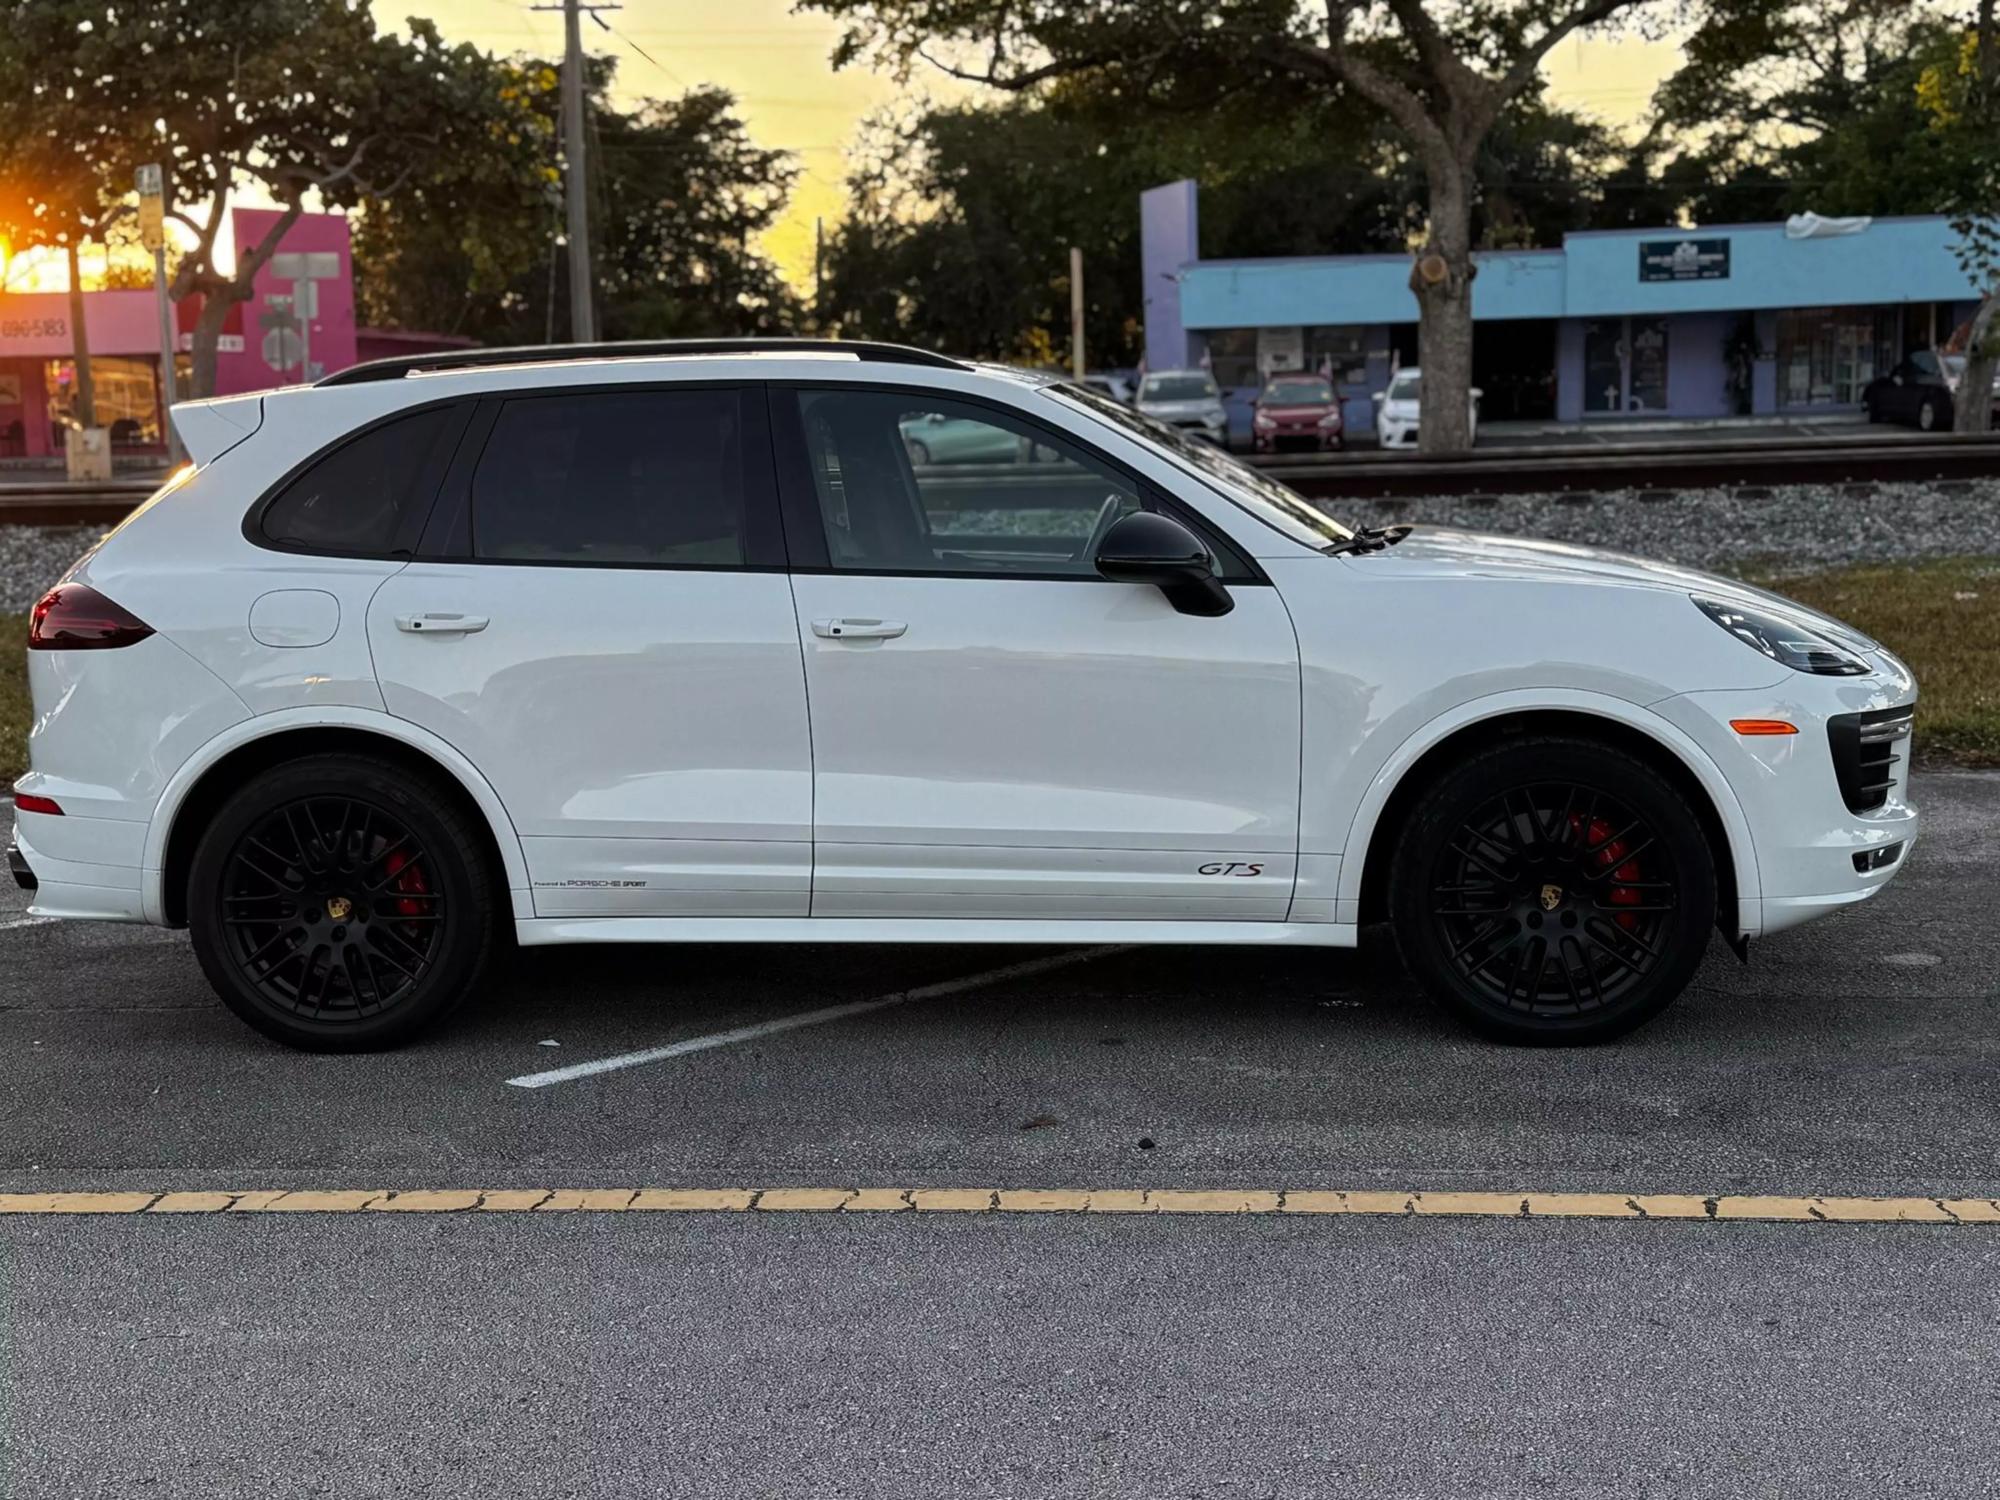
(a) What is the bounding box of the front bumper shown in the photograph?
[1651,654,1919,938]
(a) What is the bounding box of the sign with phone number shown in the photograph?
[0,317,67,339]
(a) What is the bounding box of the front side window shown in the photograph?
[794,390,1142,576]
[471,389,747,566]
[261,405,460,554]
[1051,381,1352,549]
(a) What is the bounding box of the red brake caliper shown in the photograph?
[1569,815,1643,931]
[383,848,429,919]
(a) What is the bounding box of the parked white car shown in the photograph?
[1134,369,1228,445]
[13,340,1916,1050]
[1374,366,1480,448]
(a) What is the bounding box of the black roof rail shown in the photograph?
[316,337,968,387]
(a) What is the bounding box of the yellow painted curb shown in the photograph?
[0,1189,1995,1222]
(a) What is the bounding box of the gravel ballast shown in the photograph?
[4,475,1999,612]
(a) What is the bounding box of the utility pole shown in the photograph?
[137,164,181,465]
[1069,247,1085,381]
[533,0,618,343]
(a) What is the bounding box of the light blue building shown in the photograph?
[1139,179,1987,438]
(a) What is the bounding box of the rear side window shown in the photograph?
[260,406,460,554]
[471,389,749,566]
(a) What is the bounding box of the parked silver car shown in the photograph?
[1134,370,1227,445]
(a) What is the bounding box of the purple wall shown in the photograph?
[1140,180,1200,372]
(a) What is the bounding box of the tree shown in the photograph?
[355,72,800,345]
[0,48,133,436]
[1919,3,2000,432]
[1646,0,1998,431]
[820,85,1629,366]
[0,0,546,396]
[804,0,1674,452]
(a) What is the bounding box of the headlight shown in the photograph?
[1691,595,1870,676]
[1254,412,1275,429]
[1317,412,1341,428]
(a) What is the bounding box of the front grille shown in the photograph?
[1828,706,1914,813]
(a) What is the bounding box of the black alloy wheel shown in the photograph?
[188,754,497,1050]
[1389,736,1716,1044]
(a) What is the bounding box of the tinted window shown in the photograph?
[472,389,748,566]
[261,406,458,553]
[795,390,1142,577]
[1262,379,1332,404]
[1911,352,1941,378]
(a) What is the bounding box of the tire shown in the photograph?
[1918,396,1943,432]
[1387,736,1716,1045]
[905,438,931,465]
[186,753,499,1051]
[1863,395,1882,425]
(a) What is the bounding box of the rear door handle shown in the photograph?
[396,613,490,635]
[812,617,907,641]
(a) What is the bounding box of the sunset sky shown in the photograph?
[2,3,1686,294]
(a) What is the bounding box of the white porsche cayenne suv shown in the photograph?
[11,340,1918,1051]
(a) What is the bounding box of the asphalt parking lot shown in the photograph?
[3,772,1997,1497]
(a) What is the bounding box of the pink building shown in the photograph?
[0,208,399,461]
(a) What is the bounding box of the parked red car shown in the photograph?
[1251,372,1343,453]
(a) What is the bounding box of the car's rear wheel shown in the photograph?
[187,753,498,1051]
[904,437,932,465]
[1388,736,1716,1045]
[1918,395,1944,432]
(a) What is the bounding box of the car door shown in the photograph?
[774,383,1303,921]
[368,383,813,919]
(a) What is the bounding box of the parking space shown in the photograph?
[3,773,1998,1496]
[4,771,1996,1203]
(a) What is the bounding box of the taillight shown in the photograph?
[13,793,62,816]
[27,585,154,651]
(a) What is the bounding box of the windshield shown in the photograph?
[1140,374,1218,402]
[1263,379,1332,404]
[1050,382,1353,547]
[1386,372,1421,401]
[1942,355,1966,378]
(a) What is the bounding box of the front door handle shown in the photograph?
[396,613,490,635]
[812,617,907,641]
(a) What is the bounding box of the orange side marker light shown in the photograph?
[1730,719,1799,736]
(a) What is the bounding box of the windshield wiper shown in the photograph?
[1323,524,1412,556]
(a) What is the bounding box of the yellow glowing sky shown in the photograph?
[1,5,1684,295]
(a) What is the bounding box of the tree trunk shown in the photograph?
[1953,289,1997,435]
[188,290,239,400]
[64,239,97,431]
[1411,161,1477,455]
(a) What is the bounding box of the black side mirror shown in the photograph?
[1094,511,1234,617]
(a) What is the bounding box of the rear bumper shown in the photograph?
[9,810,148,923]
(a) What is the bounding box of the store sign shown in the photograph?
[1256,326,1304,375]
[1639,238,1730,282]
[1,316,66,340]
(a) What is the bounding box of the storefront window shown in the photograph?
[1200,328,1258,391]
[1583,317,1670,414]
[44,356,164,445]
[1304,326,1367,385]
[1776,307,1900,407]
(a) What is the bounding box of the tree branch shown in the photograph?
[1499,0,1653,101]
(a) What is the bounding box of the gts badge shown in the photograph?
[1197,861,1265,877]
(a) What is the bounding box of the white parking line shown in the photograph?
[0,915,58,933]
[504,946,1127,1090]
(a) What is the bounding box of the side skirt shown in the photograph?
[513,916,1360,949]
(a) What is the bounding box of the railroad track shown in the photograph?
[1,432,1996,527]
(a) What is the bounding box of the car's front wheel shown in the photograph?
[1917,395,1945,432]
[1388,736,1716,1044]
[187,753,499,1051]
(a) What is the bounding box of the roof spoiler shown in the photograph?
[168,393,265,466]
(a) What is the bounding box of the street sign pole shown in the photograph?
[136,164,183,465]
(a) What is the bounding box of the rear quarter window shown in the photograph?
[258,406,462,555]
